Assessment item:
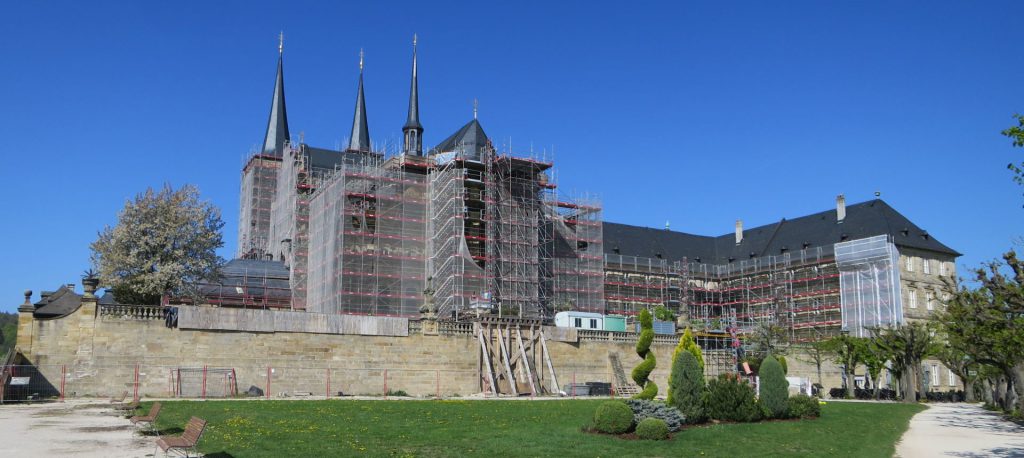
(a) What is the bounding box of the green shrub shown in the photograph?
[777,355,788,374]
[635,417,669,440]
[625,399,684,432]
[706,374,762,422]
[631,309,658,400]
[759,355,789,419]
[594,401,634,434]
[787,394,821,419]
[668,327,704,406]
[668,351,707,423]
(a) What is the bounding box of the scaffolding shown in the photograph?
[306,156,428,317]
[237,153,281,259]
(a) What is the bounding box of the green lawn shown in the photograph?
[142,399,924,457]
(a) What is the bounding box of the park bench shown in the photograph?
[155,416,206,457]
[129,402,161,433]
[109,391,128,404]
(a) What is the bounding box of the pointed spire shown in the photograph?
[261,32,290,156]
[403,34,423,156]
[348,49,371,152]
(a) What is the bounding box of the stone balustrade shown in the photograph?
[99,304,167,321]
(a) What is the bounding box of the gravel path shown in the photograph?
[0,400,154,457]
[896,403,1024,457]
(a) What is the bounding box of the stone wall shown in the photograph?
[15,297,860,399]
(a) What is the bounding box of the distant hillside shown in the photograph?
[0,312,17,357]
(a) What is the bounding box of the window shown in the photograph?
[940,262,948,276]
[574,318,582,328]
[948,369,957,387]
[905,256,914,272]
[923,259,931,275]
[908,289,917,309]
[926,291,935,311]
[931,365,940,387]
[590,319,598,329]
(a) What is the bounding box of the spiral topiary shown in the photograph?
[631,308,658,399]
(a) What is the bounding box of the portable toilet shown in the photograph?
[603,315,626,332]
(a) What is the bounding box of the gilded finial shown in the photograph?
[413,33,417,47]
[473,98,478,119]
[278,31,283,55]
[359,48,364,72]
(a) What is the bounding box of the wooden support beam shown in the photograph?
[516,328,537,396]
[539,330,559,393]
[496,328,518,395]
[477,328,497,396]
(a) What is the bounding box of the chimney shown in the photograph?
[735,219,743,244]
[66,283,75,292]
[836,194,846,223]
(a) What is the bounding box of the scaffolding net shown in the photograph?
[835,235,903,337]
[237,154,281,259]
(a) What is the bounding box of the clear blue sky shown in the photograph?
[2,1,1022,312]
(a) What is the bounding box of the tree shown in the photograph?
[872,322,938,403]
[861,338,889,400]
[667,351,707,423]
[1005,114,1024,187]
[748,321,790,357]
[631,309,658,400]
[823,334,867,399]
[794,341,830,387]
[667,327,704,405]
[759,355,789,419]
[939,252,1024,412]
[91,184,225,305]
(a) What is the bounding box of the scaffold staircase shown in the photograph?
[608,352,640,397]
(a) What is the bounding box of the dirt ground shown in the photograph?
[0,400,155,457]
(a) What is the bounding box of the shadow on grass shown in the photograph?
[202,452,236,458]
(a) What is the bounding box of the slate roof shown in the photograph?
[301,144,380,171]
[430,119,490,159]
[33,285,82,319]
[603,199,960,264]
[261,53,290,157]
[196,259,291,305]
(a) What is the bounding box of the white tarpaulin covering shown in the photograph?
[835,235,903,337]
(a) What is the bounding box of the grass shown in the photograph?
[142,399,924,457]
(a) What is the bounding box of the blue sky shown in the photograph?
[2,1,1022,312]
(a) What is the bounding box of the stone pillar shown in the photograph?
[15,290,34,358]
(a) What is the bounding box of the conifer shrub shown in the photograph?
[667,351,707,424]
[667,327,704,405]
[635,417,669,440]
[787,394,821,419]
[777,355,788,374]
[625,399,685,432]
[593,401,634,434]
[706,374,762,422]
[759,355,789,419]
[631,309,658,400]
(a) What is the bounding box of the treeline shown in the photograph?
[0,312,17,357]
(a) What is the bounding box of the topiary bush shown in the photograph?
[667,327,704,405]
[667,351,707,423]
[593,401,634,434]
[759,355,789,419]
[777,355,788,374]
[787,394,821,419]
[625,399,685,432]
[706,374,762,422]
[635,417,670,440]
[631,309,658,400]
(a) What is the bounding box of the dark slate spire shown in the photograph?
[261,32,290,157]
[402,34,424,156]
[347,49,371,152]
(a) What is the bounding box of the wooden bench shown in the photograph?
[155,416,206,457]
[109,391,128,404]
[129,402,161,433]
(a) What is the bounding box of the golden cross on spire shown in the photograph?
[473,98,478,119]
[359,48,364,72]
[278,31,284,54]
[413,33,417,47]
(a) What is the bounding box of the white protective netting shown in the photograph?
[835,235,903,337]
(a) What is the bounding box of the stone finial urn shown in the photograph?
[82,269,100,298]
